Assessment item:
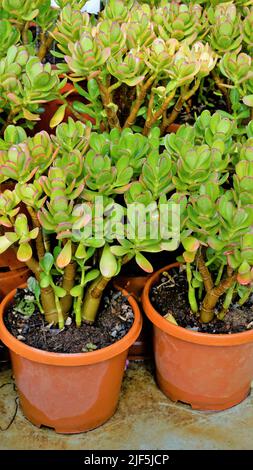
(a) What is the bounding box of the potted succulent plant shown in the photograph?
[0,1,98,134]
[4,1,251,134]
[0,118,181,432]
[0,42,62,297]
[142,110,253,411]
[42,0,253,133]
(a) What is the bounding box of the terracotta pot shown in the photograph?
[115,275,149,303]
[142,262,253,411]
[114,275,152,361]
[0,285,142,433]
[34,82,95,135]
[0,248,25,271]
[0,267,30,302]
[0,340,10,369]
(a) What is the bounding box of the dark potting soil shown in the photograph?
[179,77,228,125]
[150,267,253,334]
[5,289,134,354]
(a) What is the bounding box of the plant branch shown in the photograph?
[200,273,237,323]
[60,243,77,316]
[37,27,58,62]
[143,89,176,136]
[160,79,201,135]
[123,74,156,129]
[21,21,30,44]
[96,76,121,130]
[197,249,214,292]
[27,207,45,261]
[82,275,111,323]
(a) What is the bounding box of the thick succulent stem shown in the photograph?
[197,250,214,292]
[186,263,198,314]
[200,274,237,323]
[60,259,77,316]
[217,282,236,320]
[143,89,176,136]
[24,256,40,279]
[21,21,30,44]
[215,262,225,286]
[37,27,58,62]
[40,286,59,325]
[146,88,155,124]
[27,207,45,261]
[123,75,156,129]
[160,79,201,135]
[96,77,121,130]
[55,294,65,330]
[82,275,111,324]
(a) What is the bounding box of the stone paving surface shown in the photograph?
[0,361,253,450]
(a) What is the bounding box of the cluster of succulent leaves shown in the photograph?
[0,119,181,327]
[0,0,253,327]
[1,0,253,134]
[0,45,63,133]
[0,109,253,325]
[165,110,253,319]
[42,0,253,134]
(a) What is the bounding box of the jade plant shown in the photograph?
[44,0,253,135]
[2,0,252,134]
[0,45,63,135]
[165,110,253,324]
[52,0,217,134]
[0,119,180,328]
[0,0,90,61]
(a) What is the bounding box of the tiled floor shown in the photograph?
[0,361,253,450]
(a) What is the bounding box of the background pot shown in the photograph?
[142,262,253,411]
[0,267,30,302]
[0,269,30,369]
[0,285,142,433]
[34,82,95,135]
[114,275,152,361]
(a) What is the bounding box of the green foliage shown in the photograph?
[0,46,61,132]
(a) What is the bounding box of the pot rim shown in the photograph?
[142,262,253,347]
[0,284,142,366]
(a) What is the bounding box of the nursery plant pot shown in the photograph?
[142,262,253,411]
[0,267,30,302]
[0,248,25,271]
[0,285,142,434]
[115,275,152,361]
[34,82,95,135]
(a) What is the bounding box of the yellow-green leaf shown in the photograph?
[50,104,67,128]
[56,240,72,269]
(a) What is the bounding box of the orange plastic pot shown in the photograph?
[0,267,30,302]
[34,82,95,135]
[142,262,253,411]
[114,275,152,361]
[0,248,25,271]
[0,285,142,433]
